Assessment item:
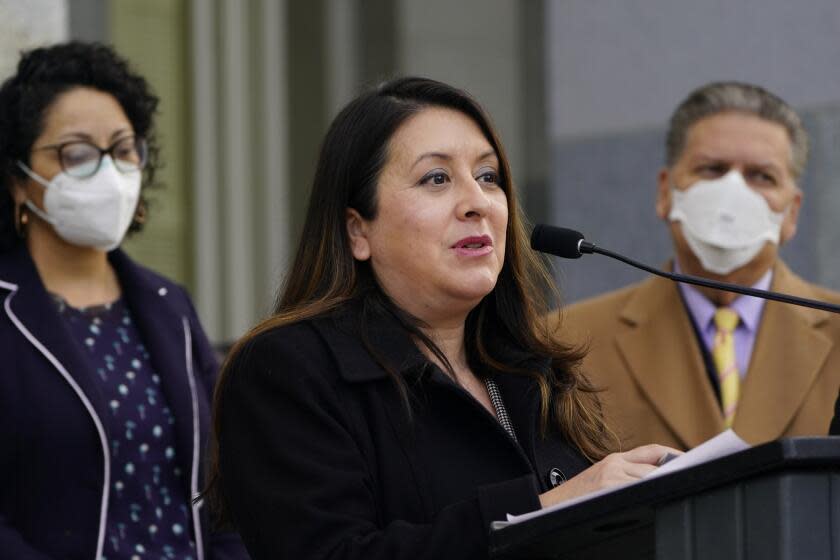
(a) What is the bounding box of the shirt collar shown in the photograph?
[675,261,773,333]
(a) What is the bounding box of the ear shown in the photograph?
[779,187,802,244]
[10,175,28,206]
[346,208,371,261]
[655,167,672,220]
[8,176,32,223]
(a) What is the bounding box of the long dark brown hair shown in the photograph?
[206,77,612,517]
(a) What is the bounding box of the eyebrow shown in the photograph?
[745,162,783,175]
[476,149,499,163]
[691,155,783,174]
[411,151,451,169]
[411,149,498,169]
[56,127,134,144]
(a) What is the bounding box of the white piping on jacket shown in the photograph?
[182,317,205,560]
[1,280,110,560]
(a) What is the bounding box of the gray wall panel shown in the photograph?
[549,127,665,302]
[805,107,840,291]
[547,0,840,139]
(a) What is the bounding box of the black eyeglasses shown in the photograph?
[31,136,148,179]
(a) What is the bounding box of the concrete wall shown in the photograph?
[546,0,840,302]
[0,0,68,80]
[398,0,524,183]
[548,1,840,139]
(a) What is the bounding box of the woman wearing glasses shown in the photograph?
[0,42,248,559]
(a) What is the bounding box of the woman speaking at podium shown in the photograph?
[208,77,674,559]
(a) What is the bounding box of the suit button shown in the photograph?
[548,467,566,488]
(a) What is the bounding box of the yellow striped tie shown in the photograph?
[712,307,740,427]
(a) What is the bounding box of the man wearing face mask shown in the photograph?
[559,81,840,451]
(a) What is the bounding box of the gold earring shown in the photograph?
[14,205,28,235]
[134,202,147,225]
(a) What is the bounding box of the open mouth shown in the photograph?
[453,235,493,251]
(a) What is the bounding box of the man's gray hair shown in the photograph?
[666,81,809,178]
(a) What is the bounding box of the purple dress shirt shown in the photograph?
[676,263,772,378]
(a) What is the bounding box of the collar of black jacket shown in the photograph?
[314,300,552,399]
[312,302,432,384]
[0,244,157,293]
[0,243,52,291]
[0,244,189,316]
[309,299,554,453]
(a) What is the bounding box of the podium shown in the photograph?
[489,437,840,559]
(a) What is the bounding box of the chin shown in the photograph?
[450,276,498,304]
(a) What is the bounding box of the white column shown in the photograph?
[259,0,290,314]
[191,0,294,342]
[190,0,222,341]
[325,0,359,118]
[220,0,255,339]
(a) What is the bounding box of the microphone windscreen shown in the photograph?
[531,225,585,258]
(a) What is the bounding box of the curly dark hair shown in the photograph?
[0,41,160,252]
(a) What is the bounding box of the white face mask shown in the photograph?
[17,156,142,251]
[667,170,785,275]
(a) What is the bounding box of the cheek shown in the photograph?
[401,201,452,247]
[29,152,63,182]
[760,185,797,213]
[492,198,509,240]
[761,194,784,212]
[488,200,509,268]
[22,181,46,208]
[670,221,691,252]
[370,208,438,262]
[404,214,441,254]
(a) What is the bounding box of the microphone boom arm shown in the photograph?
[586,243,840,315]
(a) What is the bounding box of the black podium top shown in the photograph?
[489,437,840,559]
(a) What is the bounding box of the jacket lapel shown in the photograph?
[322,310,537,476]
[110,252,199,486]
[614,275,723,448]
[493,372,541,462]
[492,371,593,490]
[0,246,110,425]
[733,261,834,443]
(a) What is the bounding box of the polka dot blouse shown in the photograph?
[54,295,196,560]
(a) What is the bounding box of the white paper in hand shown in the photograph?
[503,429,750,525]
[644,429,749,480]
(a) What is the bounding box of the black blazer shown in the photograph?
[219,308,591,559]
[0,245,248,560]
[831,394,839,435]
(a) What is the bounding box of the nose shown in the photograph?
[456,176,492,219]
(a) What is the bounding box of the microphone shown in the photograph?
[531,224,840,315]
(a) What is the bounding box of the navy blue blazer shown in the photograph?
[0,245,248,560]
[219,306,592,559]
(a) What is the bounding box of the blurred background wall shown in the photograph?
[0,0,68,76]
[2,0,837,344]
